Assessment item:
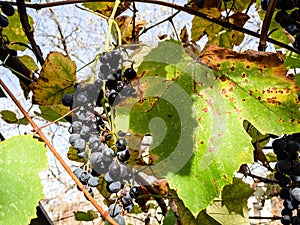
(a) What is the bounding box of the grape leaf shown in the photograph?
[162,209,177,225]
[0,135,47,225]
[127,41,300,216]
[35,105,70,122]
[18,55,39,72]
[285,51,300,70]
[0,110,28,125]
[206,178,253,224]
[30,52,76,121]
[82,2,130,18]
[2,12,33,51]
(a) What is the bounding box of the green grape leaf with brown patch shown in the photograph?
[126,41,300,216]
[30,52,76,121]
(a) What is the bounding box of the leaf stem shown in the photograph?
[0,79,119,225]
[105,0,121,51]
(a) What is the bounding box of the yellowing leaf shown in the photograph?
[200,44,287,77]
[82,2,130,18]
[115,16,147,44]
[3,11,33,51]
[30,52,76,121]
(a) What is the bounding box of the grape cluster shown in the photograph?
[261,0,300,51]
[62,50,144,223]
[0,2,15,28]
[272,133,300,225]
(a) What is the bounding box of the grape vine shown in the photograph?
[0,0,300,225]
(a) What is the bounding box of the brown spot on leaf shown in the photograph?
[200,140,204,144]
[242,98,246,101]
[230,66,235,71]
[202,107,208,112]
[258,96,262,100]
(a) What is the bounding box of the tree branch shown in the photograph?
[16,0,45,65]
[258,0,278,51]
[14,0,300,54]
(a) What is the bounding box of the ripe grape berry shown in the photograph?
[124,67,137,80]
[195,0,204,8]
[0,14,9,27]
[1,2,15,17]
[62,93,73,107]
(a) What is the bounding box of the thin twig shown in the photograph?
[48,7,69,56]
[33,106,78,132]
[249,216,281,220]
[16,0,44,65]
[258,0,278,51]
[0,79,118,225]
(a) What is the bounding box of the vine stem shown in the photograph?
[20,0,300,54]
[105,0,121,50]
[0,79,119,225]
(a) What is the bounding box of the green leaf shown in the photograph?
[0,135,48,225]
[18,55,39,72]
[0,110,28,125]
[74,210,98,221]
[30,52,76,121]
[128,42,299,217]
[2,12,33,51]
[206,178,253,225]
[169,189,198,225]
[35,105,70,122]
[285,51,300,70]
[162,209,177,225]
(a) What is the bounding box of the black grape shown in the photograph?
[1,2,15,17]
[108,204,121,217]
[62,93,73,107]
[129,186,141,198]
[123,68,137,80]
[117,149,130,162]
[277,0,296,10]
[116,138,127,151]
[261,0,269,11]
[288,141,300,153]
[112,214,126,225]
[291,188,300,201]
[276,160,292,174]
[195,0,204,8]
[107,181,123,193]
[274,11,290,24]
[88,176,99,187]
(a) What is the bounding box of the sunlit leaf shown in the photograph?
[0,135,47,225]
